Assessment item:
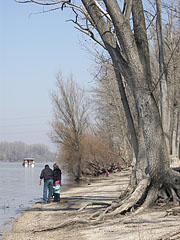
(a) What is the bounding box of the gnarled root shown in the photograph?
[91,177,151,221]
[78,202,111,212]
[134,186,158,215]
[74,170,180,224]
[33,219,91,233]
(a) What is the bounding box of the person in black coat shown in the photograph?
[53,163,62,200]
[53,163,62,184]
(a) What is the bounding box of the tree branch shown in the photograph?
[15,0,66,5]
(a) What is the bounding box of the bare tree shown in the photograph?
[50,73,90,180]
[147,0,180,164]
[17,0,180,217]
[92,55,133,165]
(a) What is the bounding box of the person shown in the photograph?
[53,163,62,199]
[106,170,109,177]
[39,164,53,204]
[53,180,61,202]
[53,163,62,184]
[118,165,122,172]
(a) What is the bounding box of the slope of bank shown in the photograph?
[3,170,180,240]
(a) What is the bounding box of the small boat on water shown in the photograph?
[22,158,35,167]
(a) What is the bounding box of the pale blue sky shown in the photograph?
[0,0,93,152]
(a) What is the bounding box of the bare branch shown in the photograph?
[15,0,66,5]
[122,0,132,19]
[94,0,111,21]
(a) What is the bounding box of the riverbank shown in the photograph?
[3,170,180,240]
[0,162,70,239]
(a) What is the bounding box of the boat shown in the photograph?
[22,158,35,167]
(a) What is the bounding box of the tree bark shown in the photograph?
[156,0,170,154]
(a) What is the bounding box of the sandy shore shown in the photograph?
[3,170,180,240]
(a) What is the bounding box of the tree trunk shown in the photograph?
[114,70,138,160]
[156,0,170,154]
[177,112,180,159]
[171,105,178,157]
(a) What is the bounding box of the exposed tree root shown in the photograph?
[90,177,151,221]
[78,202,111,212]
[60,169,180,227]
[164,207,180,216]
[32,219,91,233]
[157,230,180,240]
[170,187,180,205]
[134,186,158,215]
[89,169,180,221]
[119,183,135,201]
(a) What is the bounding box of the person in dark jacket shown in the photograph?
[53,163,62,184]
[39,165,53,204]
[53,163,62,200]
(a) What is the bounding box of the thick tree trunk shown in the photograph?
[134,127,148,183]
[114,70,138,159]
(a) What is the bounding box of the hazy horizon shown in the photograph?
[0,0,93,152]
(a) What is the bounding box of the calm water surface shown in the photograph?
[0,162,70,235]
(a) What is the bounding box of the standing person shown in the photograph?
[106,170,109,177]
[53,180,61,202]
[53,163,62,184]
[39,164,53,204]
[53,163,62,199]
[118,165,122,172]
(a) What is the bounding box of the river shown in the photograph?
[0,162,70,237]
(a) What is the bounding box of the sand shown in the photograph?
[3,170,180,240]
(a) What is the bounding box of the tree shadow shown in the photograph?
[25,193,118,212]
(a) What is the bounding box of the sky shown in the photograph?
[0,0,94,152]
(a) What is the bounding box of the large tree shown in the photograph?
[17,0,180,217]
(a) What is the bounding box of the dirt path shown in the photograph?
[3,170,180,240]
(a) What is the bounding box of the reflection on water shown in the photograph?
[0,162,70,234]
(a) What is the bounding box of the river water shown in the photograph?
[0,162,70,237]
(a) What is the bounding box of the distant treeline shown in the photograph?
[0,141,55,162]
